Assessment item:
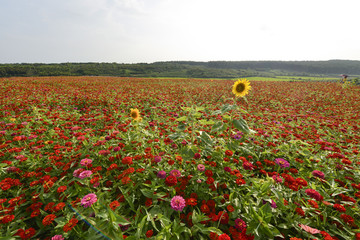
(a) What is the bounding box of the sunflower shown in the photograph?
[232,79,251,97]
[130,108,142,121]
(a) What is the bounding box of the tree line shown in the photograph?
[1,60,359,78]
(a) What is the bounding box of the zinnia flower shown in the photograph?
[275,158,290,168]
[232,79,251,97]
[157,170,167,179]
[170,195,186,211]
[305,189,323,201]
[81,193,97,208]
[80,158,92,166]
[51,235,65,240]
[312,170,325,179]
[154,156,162,163]
[79,170,92,179]
[170,169,181,177]
[197,164,205,172]
[235,218,247,231]
[165,175,177,186]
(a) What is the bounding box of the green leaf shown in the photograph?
[199,131,213,146]
[211,121,224,132]
[176,116,187,121]
[135,215,148,238]
[233,118,255,134]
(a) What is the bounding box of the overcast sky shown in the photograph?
[1,0,359,63]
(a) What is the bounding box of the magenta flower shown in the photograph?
[157,170,167,179]
[80,158,92,166]
[81,193,98,208]
[79,170,93,179]
[170,169,181,178]
[275,158,290,168]
[51,235,65,240]
[312,170,325,179]
[170,195,186,211]
[234,218,247,231]
[154,156,162,163]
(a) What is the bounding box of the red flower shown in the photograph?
[122,156,133,165]
[109,200,120,210]
[218,211,229,224]
[63,218,78,232]
[145,198,153,207]
[15,228,36,240]
[205,170,213,177]
[165,175,177,187]
[295,207,305,217]
[186,198,197,206]
[1,214,15,224]
[206,177,214,185]
[42,214,56,226]
[209,232,219,240]
[305,189,323,201]
[57,186,67,193]
[218,233,231,240]
[200,204,210,214]
[340,214,354,225]
[54,202,65,212]
[226,205,235,212]
[225,150,233,156]
[333,204,346,212]
[146,229,153,238]
[242,161,254,170]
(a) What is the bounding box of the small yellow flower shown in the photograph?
[10,118,16,122]
[232,79,251,97]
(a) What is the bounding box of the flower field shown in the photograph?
[0,76,359,240]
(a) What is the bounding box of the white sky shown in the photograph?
[1,0,359,63]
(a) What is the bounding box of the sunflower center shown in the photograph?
[236,83,246,93]
[131,112,138,118]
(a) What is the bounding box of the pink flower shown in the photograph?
[272,175,283,183]
[170,196,186,211]
[170,170,181,178]
[81,193,97,208]
[73,168,84,178]
[51,235,65,240]
[79,170,92,179]
[197,164,205,172]
[299,223,321,234]
[80,158,92,166]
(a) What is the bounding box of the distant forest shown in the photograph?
[1,60,360,78]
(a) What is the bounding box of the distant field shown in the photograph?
[247,76,340,82]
